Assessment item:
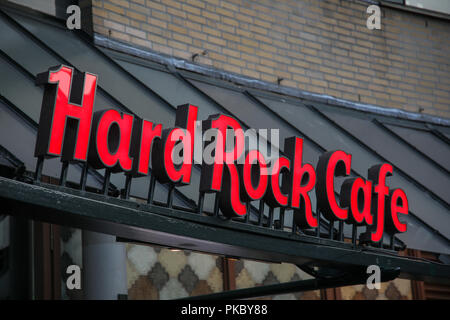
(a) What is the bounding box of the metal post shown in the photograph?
[122,174,132,200]
[352,225,357,248]
[197,191,205,214]
[213,193,220,217]
[329,220,334,239]
[34,156,44,182]
[147,174,156,204]
[102,169,111,195]
[167,184,175,208]
[279,208,285,230]
[316,205,320,238]
[258,201,264,226]
[245,202,250,223]
[80,163,89,191]
[267,207,273,228]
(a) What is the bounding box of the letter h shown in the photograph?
[35,65,97,162]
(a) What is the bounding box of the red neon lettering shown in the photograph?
[368,163,393,243]
[220,164,247,217]
[89,109,134,172]
[316,150,352,221]
[130,119,162,176]
[264,156,290,207]
[152,104,198,185]
[387,189,409,233]
[341,177,373,225]
[285,137,317,228]
[200,114,246,216]
[242,150,268,200]
[35,65,97,162]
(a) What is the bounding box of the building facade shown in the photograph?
[0,0,449,300]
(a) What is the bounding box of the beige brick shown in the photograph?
[241,53,259,64]
[202,10,220,21]
[148,17,167,29]
[241,37,258,47]
[220,48,239,58]
[222,16,239,27]
[242,68,261,79]
[146,1,165,11]
[153,43,173,56]
[185,20,202,31]
[168,40,187,50]
[189,30,207,41]
[304,55,322,64]
[173,33,192,44]
[228,57,245,67]
[235,13,253,24]
[188,14,207,24]
[131,36,152,48]
[324,74,341,83]
[237,44,255,54]
[293,74,310,83]
[208,51,227,62]
[167,7,187,18]
[182,4,201,15]
[127,10,146,21]
[104,3,125,15]
[311,79,327,87]
[186,0,206,9]
[147,29,166,42]
[92,7,108,18]
[249,24,267,35]
[222,32,240,42]
[109,29,130,42]
[169,24,188,34]
[223,64,241,74]
[163,0,181,9]
[208,35,226,46]
[203,26,221,37]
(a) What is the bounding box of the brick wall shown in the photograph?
[91,0,450,118]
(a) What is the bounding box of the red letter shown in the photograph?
[130,118,162,176]
[284,137,317,228]
[264,156,290,207]
[240,150,268,201]
[316,150,352,221]
[386,189,408,234]
[152,104,198,185]
[200,114,246,217]
[340,177,373,225]
[35,65,97,162]
[367,163,393,243]
[88,109,134,172]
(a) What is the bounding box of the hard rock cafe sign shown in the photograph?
[34,65,409,243]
